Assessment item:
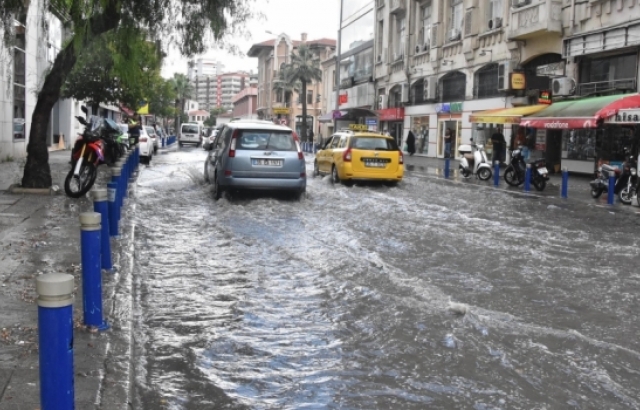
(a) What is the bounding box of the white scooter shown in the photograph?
[458,138,493,180]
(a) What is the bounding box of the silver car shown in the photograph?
[204,122,306,200]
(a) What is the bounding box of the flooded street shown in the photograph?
[130,146,640,409]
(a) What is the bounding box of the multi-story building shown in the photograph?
[247,33,336,140]
[232,87,258,120]
[190,69,251,112]
[319,50,337,142]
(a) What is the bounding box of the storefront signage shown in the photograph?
[510,73,526,90]
[521,118,598,129]
[535,129,546,151]
[536,62,565,77]
[339,94,348,104]
[376,107,405,121]
[538,90,552,105]
[605,108,640,123]
[273,107,291,115]
[436,102,463,114]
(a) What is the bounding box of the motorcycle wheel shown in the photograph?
[619,186,633,205]
[64,161,97,198]
[590,188,603,198]
[532,178,546,192]
[477,167,492,181]
[504,167,520,186]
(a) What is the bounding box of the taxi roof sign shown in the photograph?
[349,124,368,131]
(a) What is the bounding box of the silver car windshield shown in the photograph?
[238,131,295,151]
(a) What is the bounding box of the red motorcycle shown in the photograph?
[64,116,112,198]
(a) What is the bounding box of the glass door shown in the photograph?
[438,120,461,158]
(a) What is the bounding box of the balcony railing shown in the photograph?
[508,0,562,40]
[576,79,637,96]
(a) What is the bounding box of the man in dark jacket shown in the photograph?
[491,126,506,164]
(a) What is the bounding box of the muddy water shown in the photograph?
[131,148,640,409]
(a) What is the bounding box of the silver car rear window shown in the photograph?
[238,131,296,151]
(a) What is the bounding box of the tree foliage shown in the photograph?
[0,0,256,188]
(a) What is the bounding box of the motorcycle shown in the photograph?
[64,115,122,198]
[458,139,492,180]
[504,148,549,191]
[618,156,637,205]
[589,163,625,199]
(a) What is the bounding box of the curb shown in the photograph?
[7,184,61,195]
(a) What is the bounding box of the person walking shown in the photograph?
[444,128,453,158]
[128,114,143,146]
[491,126,506,165]
[406,130,416,156]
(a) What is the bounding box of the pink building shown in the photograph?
[232,87,258,120]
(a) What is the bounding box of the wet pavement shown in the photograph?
[128,147,640,409]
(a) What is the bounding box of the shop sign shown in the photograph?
[510,73,526,90]
[536,62,565,77]
[377,107,405,121]
[339,94,348,104]
[605,108,640,123]
[273,107,291,115]
[535,129,546,151]
[538,90,552,105]
[436,102,463,114]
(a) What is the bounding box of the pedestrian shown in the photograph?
[128,114,143,146]
[491,126,506,165]
[309,129,314,144]
[444,128,453,158]
[406,130,416,156]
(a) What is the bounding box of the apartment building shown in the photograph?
[247,33,336,139]
[190,69,251,112]
[232,87,258,120]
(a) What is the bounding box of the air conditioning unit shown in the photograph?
[512,0,531,7]
[423,41,430,51]
[377,54,382,63]
[552,77,576,96]
[423,78,437,101]
[489,17,503,30]
[448,29,461,42]
[378,94,387,109]
[415,45,421,54]
[497,61,513,91]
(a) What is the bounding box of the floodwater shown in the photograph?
[131,146,640,410]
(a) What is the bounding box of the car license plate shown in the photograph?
[252,158,282,166]
[537,167,548,174]
[364,159,386,168]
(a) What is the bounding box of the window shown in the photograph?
[395,16,406,58]
[449,0,463,40]
[276,89,284,103]
[486,0,503,30]
[13,20,26,140]
[420,3,432,48]
[475,64,501,98]
[440,71,466,102]
[377,20,384,60]
[578,54,637,95]
[307,90,313,104]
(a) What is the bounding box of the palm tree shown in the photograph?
[284,44,322,142]
[170,73,193,133]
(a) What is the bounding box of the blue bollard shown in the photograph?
[79,213,109,330]
[608,175,615,205]
[444,157,450,179]
[37,273,75,410]
[92,188,112,272]
[524,164,532,192]
[493,161,500,186]
[107,181,119,237]
[561,168,569,198]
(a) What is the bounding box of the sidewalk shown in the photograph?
[0,150,135,409]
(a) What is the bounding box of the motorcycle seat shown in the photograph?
[463,153,474,161]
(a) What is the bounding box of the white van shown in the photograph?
[179,122,202,147]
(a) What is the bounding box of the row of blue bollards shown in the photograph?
[36,145,140,410]
[162,135,177,147]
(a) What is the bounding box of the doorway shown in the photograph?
[389,122,403,147]
[438,120,461,158]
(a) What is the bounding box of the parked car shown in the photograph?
[203,122,306,200]
[145,126,159,153]
[314,128,404,186]
[118,122,153,162]
[179,122,202,147]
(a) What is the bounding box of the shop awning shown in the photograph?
[318,112,334,123]
[469,104,549,124]
[520,93,640,129]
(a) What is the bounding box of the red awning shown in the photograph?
[520,93,640,129]
[120,105,134,116]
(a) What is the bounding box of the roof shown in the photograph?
[247,37,336,57]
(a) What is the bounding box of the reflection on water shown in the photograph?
[131,150,640,409]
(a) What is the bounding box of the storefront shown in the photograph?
[377,108,405,147]
[409,116,429,154]
[520,93,640,173]
[436,102,463,158]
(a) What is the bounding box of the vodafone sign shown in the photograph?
[521,118,598,129]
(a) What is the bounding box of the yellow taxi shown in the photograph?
[313,124,404,186]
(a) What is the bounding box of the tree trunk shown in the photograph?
[301,81,308,142]
[21,44,77,188]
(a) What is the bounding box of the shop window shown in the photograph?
[561,129,597,161]
[440,71,466,102]
[410,116,429,154]
[474,64,500,98]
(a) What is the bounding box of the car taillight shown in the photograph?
[140,137,148,142]
[398,150,404,165]
[343,148,352,162]
[229,129,239,158]
[295,140,303,159]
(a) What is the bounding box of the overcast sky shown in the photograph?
[161,0,341,78]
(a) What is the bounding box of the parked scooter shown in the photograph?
[458,138,492,180]
[503,147,549,191]
[619,159,637,204]
[589,163,624,199]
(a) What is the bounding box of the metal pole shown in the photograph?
[79,212,109,330]
[92,188,113,272]
[333,0,343,133]
[37,273,75,410]
[561,167,569,198]
[493,160,500,186]
[524,164,532,192]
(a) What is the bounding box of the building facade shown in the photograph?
[248,33,336,140]
[232,87,258,120]
[188,59,251,112]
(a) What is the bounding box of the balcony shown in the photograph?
[389,0,405,15]
[576,78,637,97]
[508,0,562,41]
